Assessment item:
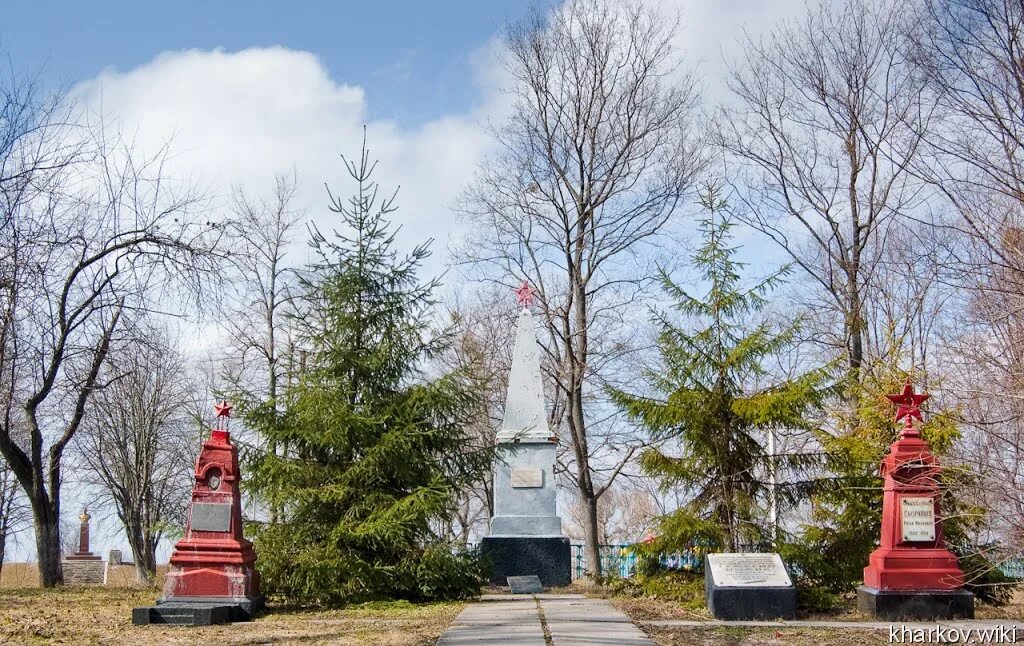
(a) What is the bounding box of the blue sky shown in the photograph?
[1,0,810,559]
[4,0,553,128]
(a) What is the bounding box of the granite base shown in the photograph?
[856,586,974,620]
[480,536,571,588]
[132,594,264,626]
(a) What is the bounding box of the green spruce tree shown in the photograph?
[612,184,833,554]
[245,135,490,605]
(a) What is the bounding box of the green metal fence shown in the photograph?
[570,544,710,579]
[569,545,1024,581]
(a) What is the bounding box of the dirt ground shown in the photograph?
[0,586,464,645]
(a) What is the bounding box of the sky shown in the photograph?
[2,0,814,561]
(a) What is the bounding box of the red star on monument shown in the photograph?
[886,380,929,424]
[514,281,536,308]
[214,400,233,419]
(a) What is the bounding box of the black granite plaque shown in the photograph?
[191,502,231,532]
[508,575,544,594]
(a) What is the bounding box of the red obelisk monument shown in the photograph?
[856,380,973,619]
[134,400,263,626]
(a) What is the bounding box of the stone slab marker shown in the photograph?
[480,282,570,588]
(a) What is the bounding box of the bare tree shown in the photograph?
[458,0,703,575]
[437,287,518,543]
[911,0,1024,558]
[0,459,28,581]
[0,74,218,585]
[220,173,303,512]
[720,0,930,399]
[913,0,1024,269]
[75,324,197,583]
[564,484,658,545]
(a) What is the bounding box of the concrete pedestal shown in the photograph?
[481,536,571,588]
[856,586,974,620]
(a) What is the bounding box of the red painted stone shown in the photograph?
[161,404,260,603]
[862,381,965,591]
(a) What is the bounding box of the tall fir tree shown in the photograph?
[245,135,490,605]
[612,184,833,553]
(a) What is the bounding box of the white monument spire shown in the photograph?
[496,305,551,442]
[482,281,569,585]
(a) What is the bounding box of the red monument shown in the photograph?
[66,508,101,562]
[856,380,974,619]
[134,400,263,626]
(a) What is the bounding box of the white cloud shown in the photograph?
[70,45,502,277]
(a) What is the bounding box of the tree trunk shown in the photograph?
[31,494,62,587]
[582,493,601,578]
[0,528,6,583]
[130,528,156,585]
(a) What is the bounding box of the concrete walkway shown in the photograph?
[435,594,655,646]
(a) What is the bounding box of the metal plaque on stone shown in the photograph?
[507,575,544,594]
[900,497,936,542]
[510,467,543,488]
[190,502,232,532]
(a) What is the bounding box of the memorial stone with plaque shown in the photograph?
[133,401,263,626]
[705,553,796,620]
[480,283,571,588]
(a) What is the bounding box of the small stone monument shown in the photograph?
[479,282,571,588]
[705,553,796,620]
[63,508,104,584]
[857,381,973,620]
[133,400,263,626]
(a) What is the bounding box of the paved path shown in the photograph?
[435,594,655,646]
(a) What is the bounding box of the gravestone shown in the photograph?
[705,553,796,620]
[63,509,104,585]
[479,284,571,588]
[857,381,974,620]
[507,575,544,594]
[133,400,263,626]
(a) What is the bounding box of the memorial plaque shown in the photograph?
[707,553,793,587]
[191,502,232,532]
[900,497,936,542]
[507,575,544,594]
[510,467,543,488]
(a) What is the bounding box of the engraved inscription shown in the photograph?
[708,553,792,587]
[191,502,232,532]
[510,467,543,488]
[901,497,936,542]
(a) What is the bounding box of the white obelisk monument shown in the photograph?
[480,282,570,587]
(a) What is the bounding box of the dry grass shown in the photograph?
[640,626,893,646]
[615,589,1024,646]
[0,563,169,589]
[0,585,465,645]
